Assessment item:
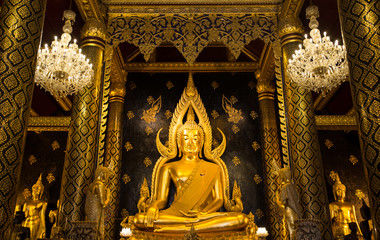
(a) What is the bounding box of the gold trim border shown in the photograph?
[27,117,71,132]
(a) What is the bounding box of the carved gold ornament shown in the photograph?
[253,174,262,184]
[124,142,133,151]
[142,96,161,124]
[145,126,153,135]
[355,189,365,200]
[211,81,219,89]
[255,209,264,219]
[166,81,174,89]
[232,156,241,166]
[211,110,219,119]
[222,95,243,124]
[47,173,56,184]
[250,111,258,120]
[129,81,136,90]
[349,155,358,165]
[165,110,173,119]
[252,141,260,151]
[248,81,255,90]
[324,139,334,149]
[232,125,240,134]
[51,141,60,151]
[127,111,135,120]
[22,188,32,199]
[329,171,338,181]
[28,155,37,165]
[144,157,152,167]
[122,174,131,184]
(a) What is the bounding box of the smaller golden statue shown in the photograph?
[275,166,302,240]
[85,167,111,239]
[329,174,362,239]
[22,174,47,240]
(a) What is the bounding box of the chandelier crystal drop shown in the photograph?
[287,4,349,94]
[34,10,93,98]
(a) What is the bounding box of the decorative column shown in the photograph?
[339,0,380,237]
[256,71,287,240]
[0,0,46,238]
[104,78,127,239]
[278,16,333,239]
[58,19,107,233]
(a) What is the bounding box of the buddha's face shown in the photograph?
[335,187,346,200]
[32,185,42,199]
[180,129,202,155]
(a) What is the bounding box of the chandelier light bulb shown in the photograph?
[287,4,349,94]
[34,10,94,98]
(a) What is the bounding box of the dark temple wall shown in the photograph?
[120,72,267,225]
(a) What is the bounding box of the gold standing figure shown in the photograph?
[329,174,362,239]
[131,73,249,233]
[22,174,47,240]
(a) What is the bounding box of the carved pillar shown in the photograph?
[58,19,107,233]
[339,0,380,237]
[278,17,333,239]
[0,0,46,237]
[104,79,126,240]
[256,72,287,240]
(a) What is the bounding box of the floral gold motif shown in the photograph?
[145,126,153,135]
[22,188,31,199]
[222,95,243,124]
[211,81,219,89]
[165,110,173,119]
[127,111,135,120]
[253,174,262,184]
[51,140,60,150]
[166,81,174,89]
[211,110,219,119]
[129,81,136,90]
[329,171,338,181]
[349,155,358,165]
[144,157,152,167]
[121,209,129,218]
[355,189,365,200]
[250,111,258,120]
[142,96,161,124]
[255,209,264,219]
[47,173,56,184]
[324,139,334,149]
[252,141,260,151]
[28,155,37,165]
[122,174,131,184]
[232,156,241,166]
[124,142,133,151]
[232,125,240,134]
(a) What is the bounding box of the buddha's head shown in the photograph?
[177,106,204,158]
[32,174,44,200]
[332,175,346,201]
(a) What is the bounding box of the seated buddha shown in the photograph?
[131,73,249,233]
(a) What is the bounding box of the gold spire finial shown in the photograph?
[186,72,196,97]
[187,105,195,122]
[32,173,44,193]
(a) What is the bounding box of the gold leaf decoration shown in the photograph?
[230,96,238,104]
[122,174,131,184]
[349,155,358,165]
[129,81,136,90]
[329,171,337,181]
[121,209,129,218]
[222,95,243,124]
[51,140,60,151]
[250,111,258,120]
[28,155,37,165]
[165,110,173,119]
[124,142,133,151]
[166,81,174,89]
[144,157,152,167]
[252,141,260,151]
[248,81,255,90]
[253,174,262,184]
[22,188,31,199]
[127,111,135,120]
[232,124,240,134]
[211,81,219,89]
[211,110,219,119]
[142,96,161,124]
[232,156,241,166]
[324,139,334,149]
[145,126,153,135]
[46,173,56,184]
[355,189,365,200]
[255,209,264,219]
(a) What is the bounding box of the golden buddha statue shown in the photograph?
[329,174,362,239]
[129,73,249,234]
[22,174,47,240]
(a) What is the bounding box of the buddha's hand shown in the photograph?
[146,206,158,228]
[179,209,206,218]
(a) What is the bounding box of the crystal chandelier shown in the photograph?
[35,10,93,97]
[287,4,349,94]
